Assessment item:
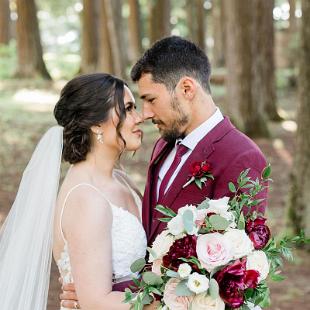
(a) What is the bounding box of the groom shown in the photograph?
[132,36,267,247]
[61,36,267,307]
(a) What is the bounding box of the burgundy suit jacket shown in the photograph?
[142,117,267,246]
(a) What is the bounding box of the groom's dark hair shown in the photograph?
[131,36,211,93]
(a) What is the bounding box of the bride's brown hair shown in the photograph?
[54,73,127,164]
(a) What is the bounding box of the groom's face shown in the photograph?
[137,73,190,143]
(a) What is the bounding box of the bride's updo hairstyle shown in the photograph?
[54,73,126,164]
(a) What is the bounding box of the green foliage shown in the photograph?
[0,41,17,79]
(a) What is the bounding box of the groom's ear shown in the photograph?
[176,76,197,100]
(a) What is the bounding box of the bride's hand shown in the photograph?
[59,278,80,309]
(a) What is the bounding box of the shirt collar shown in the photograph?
[177,108,224,150]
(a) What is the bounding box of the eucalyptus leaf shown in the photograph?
[183,209,194,234]
[147,247,157,260]
[209,278,219,299]
[209,214,229,230]
[237,213,245,230]
[166,270,180,278]
[197,198,210,210]
[141,293,153,305]
[175,280,194,296]
[142,271,163,286]
[130,258,146,273]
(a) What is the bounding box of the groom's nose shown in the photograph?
[142,103,155,121]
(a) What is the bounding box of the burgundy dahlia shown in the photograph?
[215,259,259,309]
[162,235,198,272]
[246,217,271,249]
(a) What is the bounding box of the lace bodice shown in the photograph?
[55,177,147,309]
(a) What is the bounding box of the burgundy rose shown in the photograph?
[201,162,211,173]
[215,259,259,309]
[246,217,271,250]
[190,162,203,177]
[162,235,198,272]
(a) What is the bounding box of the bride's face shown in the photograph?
[101,86,143,152]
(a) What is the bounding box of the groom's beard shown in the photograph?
[160,97,189,143]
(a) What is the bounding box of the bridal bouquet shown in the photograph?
[125,166,307,310]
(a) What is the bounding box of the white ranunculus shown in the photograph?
[177,263,192,279]
[224,229,253,259]
[187,273,209,294]
[149,230,174,262]
[191,294,225,310]
[246,251,270,282]
[196,232,234,272]
[167,215,184,236]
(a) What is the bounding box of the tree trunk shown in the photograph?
[288,0,310,237]
[289,0,297,34]
[149,0,171,44]
[97,0,114,74]
[0,0,10,45]
[253,0,282,121]
[128,0,142,62]
[103,0,125,78]
[224,0,269,138]
[80,0,99,73]
[186,0,206,51]
[212,0,225,67]
[15,0,51,79]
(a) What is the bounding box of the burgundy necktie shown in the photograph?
[158,143,189,201]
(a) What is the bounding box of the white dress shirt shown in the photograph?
[157,108,224,198]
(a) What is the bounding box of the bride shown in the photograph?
[0,73,156,309]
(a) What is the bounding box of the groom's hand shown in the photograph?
[59,278,80,309]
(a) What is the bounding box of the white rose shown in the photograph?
[246,251,270,282]
[191,294,225,310]
[224,229,253,259]
[149,230,174,262]
[167,215,184,236]
[197,232,234,272]
[187,273,209,294]
[178,263,192,279]
[207,197,230,213]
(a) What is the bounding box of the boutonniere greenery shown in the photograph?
[183,160,214,189]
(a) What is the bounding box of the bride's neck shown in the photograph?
[81,146,120,180]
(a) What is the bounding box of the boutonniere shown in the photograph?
[183,160,214,189]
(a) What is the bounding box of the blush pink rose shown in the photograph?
[197,233,233,272]
[163,278,194,310]
[151,259,163,276]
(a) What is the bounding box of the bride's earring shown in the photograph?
[96,132,104,144]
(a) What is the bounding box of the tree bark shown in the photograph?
[15,0,51,79]
[80,0,99,73]
[149,0,171,44]
[186,0,206,51]
[224,0,269,138]
[98,0,114,74]
[288,0,310,237]
[252,0,282,121]
[103,0,125,78]
[128,0,142,62]
[0,0,10,45]
[212,0,225,67]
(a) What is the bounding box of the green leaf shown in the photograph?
[147,247,157,260]
[175,280,194,296]
[262,164,271,179]
[209,214,230,230]
[237,213,246,230]
[130,258,146,273]
[166,270,180,278]
[228,182,237,193]
[270,273,285,281]
[141,293,153,305]
[155,204,176,217]
[142,271,163,286]
[183,209,195,234]
[195,178,203,189]
[197,198,210,210]
[209,278,219,299]
[158,217,173,222]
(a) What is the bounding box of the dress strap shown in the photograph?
[59,183,112,244]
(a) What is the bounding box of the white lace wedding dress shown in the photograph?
[56,175,147,310]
